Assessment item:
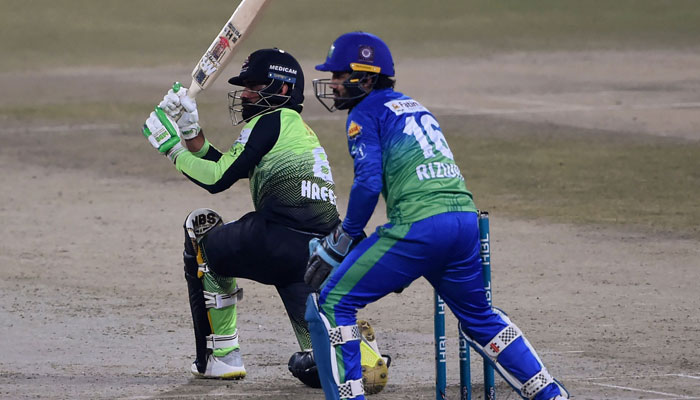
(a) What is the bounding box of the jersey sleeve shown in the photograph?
[175,112,280,194]
[341,111,383,237]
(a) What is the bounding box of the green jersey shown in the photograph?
[175,108,339,233]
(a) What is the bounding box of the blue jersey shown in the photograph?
[342,89,476,236]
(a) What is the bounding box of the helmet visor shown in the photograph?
[227,82,290,125]
[312,73,376,112]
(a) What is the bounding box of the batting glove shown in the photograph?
[142,106,186,163]
[158,82,201,140]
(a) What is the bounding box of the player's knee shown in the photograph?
[182,208,225,275]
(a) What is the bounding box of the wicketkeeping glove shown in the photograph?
[142,106,186,162]
[304,224,365,290]
[158,82,200,140]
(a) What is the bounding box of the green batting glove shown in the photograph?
[142,106,186,162]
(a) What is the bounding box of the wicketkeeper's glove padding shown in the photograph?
[304,224,365,290]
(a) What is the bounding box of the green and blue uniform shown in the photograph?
[315,89,561,400]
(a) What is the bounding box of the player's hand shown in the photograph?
[304,224,365,290]
[158,82,201,140]
[142,106,186,163]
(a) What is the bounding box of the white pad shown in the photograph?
[184,208,225,275]
[484,323,522,358]
[306,293,365,399]
[185,208,224,242]
[459,309,554,399]
[338,378,364,399]
[522,369,555,398]
[206,332,239,350]
[328,324,362,346]
[204,287,243,309]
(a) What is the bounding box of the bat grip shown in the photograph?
[186,81,202,100]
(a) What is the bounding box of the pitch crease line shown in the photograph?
[590,382,694,398]
[670,374,700,380]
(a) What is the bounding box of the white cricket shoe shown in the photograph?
[190,349,246,379]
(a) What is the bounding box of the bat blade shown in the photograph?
[188,0,271,99]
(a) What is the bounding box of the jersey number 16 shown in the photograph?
[403,114,454,160]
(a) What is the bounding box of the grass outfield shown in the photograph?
[2,0,700,72]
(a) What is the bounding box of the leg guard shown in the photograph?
[459,309,569,399]
[305,293,365,400]
[184,208,245,379]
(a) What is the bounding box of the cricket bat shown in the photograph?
[185,0,271,100]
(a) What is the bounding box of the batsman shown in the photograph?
[141,48,388,391]
[304,32,570,400]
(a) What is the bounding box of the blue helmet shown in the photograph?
[315,32,394,77]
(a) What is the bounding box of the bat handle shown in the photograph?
[186,80,202,100]
[168,81,200,121]
[171,81,202,100]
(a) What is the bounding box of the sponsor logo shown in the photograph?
[267,65,297,83]
[301,180,336,205]
[358,45,375,63]
[194,69,207,86]
[347,121,362,138]
[192,213,218,228]
[211,36,230,60]
[267,72,296,83]
[239,56,250,74]
[224,22,242,44]
[235,128,252,145]
[350,142,367,160]
[489,343,501,354]
[198,57,218,77]
[269,64,297,75]
[190,212,220,235]
[384,99,428,116]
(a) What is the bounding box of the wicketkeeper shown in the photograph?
[304,32,570,400]
[141,48,387,390]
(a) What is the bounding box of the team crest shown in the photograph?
[347,121,362,138]
[358,45,374,63]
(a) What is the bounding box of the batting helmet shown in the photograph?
[228,48,304,124]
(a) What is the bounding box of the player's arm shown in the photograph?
[176,111,280,193]
[304,121,380,289]
[341,118,383,238]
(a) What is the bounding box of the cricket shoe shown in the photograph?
[357,319,391,395]
[190,348,246,379]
